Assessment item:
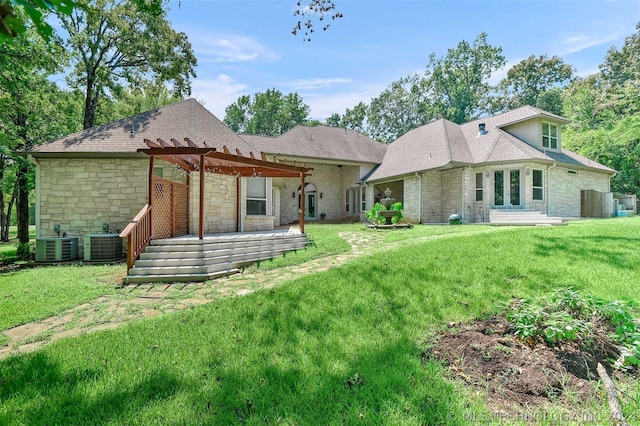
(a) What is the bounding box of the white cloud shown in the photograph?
[281,78,352,90]
[190,32,279,63]
[552,33,619,56]
[191,74,248,118]
[304,89,382,121]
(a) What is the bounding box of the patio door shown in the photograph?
[298,182,317,221]
[493,169,522,208]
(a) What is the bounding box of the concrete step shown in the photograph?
[124,269,240,284]
[141,240,307,257]
[489,209,566,226]
[134,246,305,268]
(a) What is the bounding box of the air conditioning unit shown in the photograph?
[84,234,124,262]
[35,237,79,262]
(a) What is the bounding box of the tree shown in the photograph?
[292,0,343,41]
[325,102,368,133]
[2,0,341,44]
[60,0,197,129]
[224,89,310,136]
[0,27,79,243]
[490,55,574,114]
[367,74,432,143]
[562,75,617,130]
[424,32,505,124]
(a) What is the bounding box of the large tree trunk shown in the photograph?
[0,153,6,242]
[83,75,99,130]
[16,160,30,244]
[15,112,30,244]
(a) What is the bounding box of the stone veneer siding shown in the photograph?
[36,157,151,256]
[276,162,369,225]
[189,173,238,233]
[548,166,610,218]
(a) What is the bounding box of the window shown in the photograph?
[475,172,483,201]
[533,169,543,201]
[361,187,367,211]
[246,178,267,215]
[542,122,558,149]
[346,187,361,215]
[153,167,164,178]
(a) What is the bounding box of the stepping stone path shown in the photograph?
[0,231,387,359]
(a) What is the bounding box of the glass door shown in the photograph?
[494,169,521,208]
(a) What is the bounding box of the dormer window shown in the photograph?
[542,122,558,150]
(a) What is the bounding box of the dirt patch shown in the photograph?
[425,315,636,414]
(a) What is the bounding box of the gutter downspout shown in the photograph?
[463,166,470,223]
[27,154,40,238]
[547,161,557,216]
[415,172,422,224]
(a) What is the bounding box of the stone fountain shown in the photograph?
[379,187,397,225]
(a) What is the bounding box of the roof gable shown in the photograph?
[30,99,254,155]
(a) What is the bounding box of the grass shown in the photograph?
[0,264,123,330]
[0,226,36,262]
[1,218,639,424]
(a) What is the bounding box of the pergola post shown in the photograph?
[236,175,241,232]
[300,172,306,234]
[148,155,155,236]
[199,154,205,240]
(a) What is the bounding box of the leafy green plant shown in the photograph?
[365,202,403,224]
[15,242,34,261]
[507,288,640,367]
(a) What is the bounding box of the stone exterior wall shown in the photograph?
[441,169,463,222]
[402,175,420,223]
[36,157,150,256]
[190,173,238,234]
[421,171,443,223]
[548,166,610,218]
[276,163,366,225]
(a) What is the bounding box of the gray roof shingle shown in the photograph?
[241,125,386,164]
[30,99,254,155]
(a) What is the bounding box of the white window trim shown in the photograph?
[542,122,559,150]
[245,177,273,216]
[532,169,544,201]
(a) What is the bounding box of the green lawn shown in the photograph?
[1,218,639,424]
[0,226,36,262]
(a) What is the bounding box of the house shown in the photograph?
[27,99,614,265]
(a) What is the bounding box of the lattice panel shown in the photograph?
[173,182,189,236]
[152,177,189,239]
[153,179,173,239]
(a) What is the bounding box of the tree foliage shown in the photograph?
[367,75,431,142]
[292,0,343,41]
[424,32,505,124]
[60,0,196,129]
[224,89,310,136]
[490,55,574,115]
[0,27,79,242]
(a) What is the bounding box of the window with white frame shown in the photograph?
[346,187,361,215]
[542,122,558,149]
[246,177,268,215]
[532,169,544,201]
[361,187,367,211]
[475,172,483,201]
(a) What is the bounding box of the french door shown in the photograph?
[493,169,521,208]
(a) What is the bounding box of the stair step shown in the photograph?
[124,232,308,284]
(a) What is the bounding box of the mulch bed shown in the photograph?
[424,315,636,414]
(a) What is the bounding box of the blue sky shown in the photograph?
[165,0,640,121]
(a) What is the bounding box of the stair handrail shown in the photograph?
[120,204,152,272]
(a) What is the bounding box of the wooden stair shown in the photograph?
[123,230,309,283]
[489,209,567,226]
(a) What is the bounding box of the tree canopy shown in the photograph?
[60,0,196,129]
[224,89,311,137]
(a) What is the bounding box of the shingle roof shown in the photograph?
[240,125,386,164]
[366,106,613,182]
[30,99,254,155]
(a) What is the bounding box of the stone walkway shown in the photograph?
[0,231,387,359]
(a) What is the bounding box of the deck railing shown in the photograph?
[120,204,152,271]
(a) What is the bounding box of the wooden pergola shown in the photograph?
[140,137,313,238]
